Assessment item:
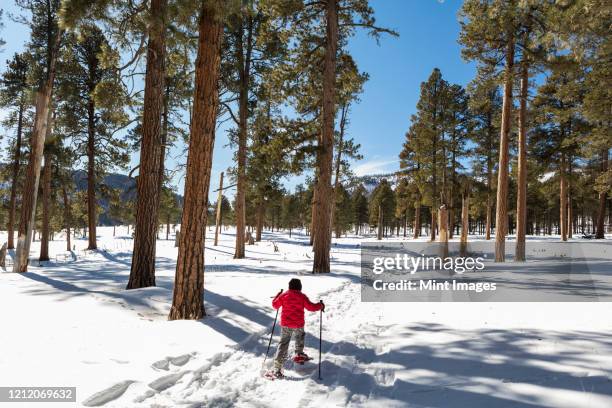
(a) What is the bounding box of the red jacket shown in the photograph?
[272,290,322,328]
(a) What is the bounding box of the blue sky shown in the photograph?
[0,0,476,199]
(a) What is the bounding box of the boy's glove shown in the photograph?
[320,300,325,311]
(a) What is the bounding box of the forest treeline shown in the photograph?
[0,1,609,319]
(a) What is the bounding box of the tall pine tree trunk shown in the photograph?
[127,0,167,289]
[515,51,528,261]
[62,186,71,252]
[485,111,493,240]
[7,104,24,250]
[438,205,448,258]
[494,34,515,262]
[595,149,608,239]
[86,98,97,250]
[560,153,568,241]
[311,0,338,273]
[413,200,421,239]
[214,172,223,246]
[14,28,62,273]
[377,204,383,240]
[234,16,253,260]
[169,1,223,320]
[330,104,348,235]
[39,151,52,262]
[256,197,264,242]
[460,194,469,256]
[567,157,573,238]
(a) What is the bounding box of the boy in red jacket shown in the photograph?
[271,278,324,378]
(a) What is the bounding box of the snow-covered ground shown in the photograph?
[1,227,612,407]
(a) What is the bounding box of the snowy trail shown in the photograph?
[87,281,362,407]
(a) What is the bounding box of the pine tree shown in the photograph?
[467,64,501,241]
[350,184,368,235]
[460,0,519,262]
[13,0,63,272]
[369,179,396,240]
[221,0,287,259]
[531,56,588,241]
[158,185,181,240]
[0,53,30,250]
[55,26,129,250]
[169,0,225,320]
[333,184,353,238]
[127,0,168,289]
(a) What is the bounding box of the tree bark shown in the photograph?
[413,199,421,239]
[330,103,348,235]
[560,153,568,241]
[86,97,97,250]
[460,194,469,257]
[7,104,24,250]
[494,33,515,262]
[515,50,528,261]
[169,1,223,320]
[595,149,608,238]
[256,197,264,241]
[14,28,62,273]
[234,14,254,260]
[62,186,71,252]
[438,204,448,258]
[39,152,52,261]
[567,157,573,238]
[311,0,338,273]
[214,172,224,246]
[377,204,383,240]
[127,0,167,289]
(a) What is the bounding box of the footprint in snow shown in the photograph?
[82,380,135,407]
[151,353,195,371]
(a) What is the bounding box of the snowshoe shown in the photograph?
[264,370,284,380]
[293,353,312,365]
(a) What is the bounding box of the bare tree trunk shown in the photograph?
[413,200,421,239]
[595,149,608,239]
[39,152,52,262]
[62,186,71,252]
[438,205,448,258]
[309,188,316,246]
[567,157,573,238]
[234,15,253,260]
[460,195,469,256]
[494,33,515,262]
[14,28,63,273]
[166,215,170,240]
[256,197,264,242]
[169,1,223,320]
[560,153,568,241]
[485,109,494,241]
[311,0,338,273]
[377,204,383,240]
[330,103,348,235]
[127,0,167,289]
[7,104,24,250]
[86,98,97,250]
[515,51,528,261]
[214,172,223,246]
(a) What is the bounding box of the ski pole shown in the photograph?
[262,289,282,370]
[318,307,323,380]
[262,307,279,370]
